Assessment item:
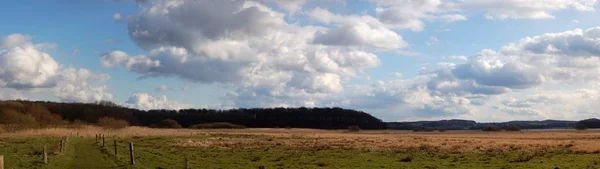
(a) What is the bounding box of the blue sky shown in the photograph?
[1,0,600,122]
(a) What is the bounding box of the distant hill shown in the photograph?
[386,119,578,130]
[576,118,600,129]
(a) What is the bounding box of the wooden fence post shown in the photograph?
[114,140,118,159]
[184,154,189,169]
[43,145,48,164]
[0,155,4,169]
[102,135,106,148]
[60,140,64,154]
[129,142,135,165]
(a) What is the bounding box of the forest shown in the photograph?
[0,100,387,130]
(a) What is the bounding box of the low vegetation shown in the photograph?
[482,126,503,132]
[189,122,245,129]
[347,125,361,132]
[576,123,588,130]
[505,126,521,131]
[97,117,129,129]
[151,118,183,128]
[3,128,600,169]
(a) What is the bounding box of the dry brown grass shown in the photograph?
[4,126,600,153]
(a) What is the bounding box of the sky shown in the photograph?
[1,0,600,122]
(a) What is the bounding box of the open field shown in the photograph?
[2,127,600,168]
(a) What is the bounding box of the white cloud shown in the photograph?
[113,13,122,22]
[100,51,159,73]
[259,0,307,14]
[443,55,468,61]
[427,36,439,46]
[0,34,61,89]
[110,0,382,109]
[72,48,79,56]
[155,84,168,92]
[458,0,598,20]
[307,7,408,49]
[493,89,600,120]
[0,34,30,48]
[102,0,600,119]
[124,93,190,110]
[324,26,600,121]
[0,33,113,103]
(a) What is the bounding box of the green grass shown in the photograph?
[2,134,600,169]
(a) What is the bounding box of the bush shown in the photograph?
[0,109,38,132]
[151,119,182,128]
[505,126,521,131]
[482,126,502,132]
[413,128,435,132]
[348,125,361,132]
[189,122,245,129]
[0,109,37,125]
[67,120,88,128]
[399,156,413,162]
[575,123,588,130]
[25,103,63,126]
[98,117,129,129]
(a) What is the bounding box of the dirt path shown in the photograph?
[44,138,131,169]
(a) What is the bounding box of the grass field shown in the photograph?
[2,127,600,169]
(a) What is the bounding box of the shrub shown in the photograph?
[67,120,88,128]
[575,123,588,130]
[189,122,245,129]
[0,109,38,132]
[413,128,435,132]
[152,119,182,128]
[0,109,37,125]
[348,125,361,132]
[505,126,521,131]
[25,103,62,126]
[98,117,129,129]
[399,156,413,162]
[482,126,502,132]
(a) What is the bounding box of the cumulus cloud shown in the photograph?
[427,36,439,46]
[492,89,600,119]
[259,0,307,14]
[327,26,600,120]
[155,85,168,92]
[371,0,467,31]
[308,7,407,49]
[458,0,598,19]
[72,48,79,56]
[0,33,113,103]
[100,51,159,73]
[0,34,61,89]
[113,13,123,22]
[53,68,113,102]
[124,93,190,110]
[102,0,600,119]
[105,0,382,109]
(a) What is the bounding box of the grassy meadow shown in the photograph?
[2,127,600,169]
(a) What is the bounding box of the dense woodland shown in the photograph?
[2,100,599,131]
[0,100,386,130]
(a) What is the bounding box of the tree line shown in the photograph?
[0,100,386,130]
